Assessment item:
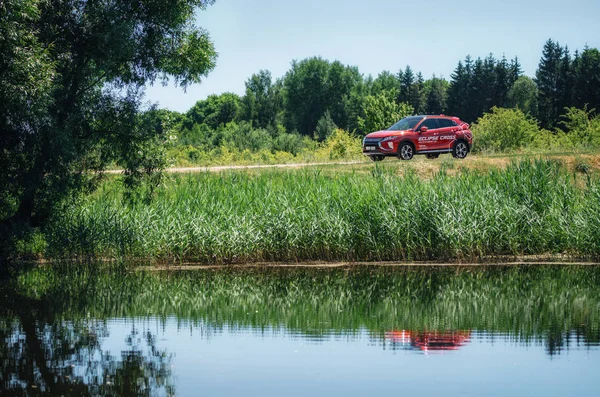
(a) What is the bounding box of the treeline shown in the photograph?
[158,38,600,158]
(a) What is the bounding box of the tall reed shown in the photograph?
[45,159,600,262]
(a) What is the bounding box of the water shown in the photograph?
[1,265,599,396]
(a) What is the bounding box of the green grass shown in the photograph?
[43,159,600,263]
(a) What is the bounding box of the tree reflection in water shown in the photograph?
[0,286,174,396]
[1,264,600,394]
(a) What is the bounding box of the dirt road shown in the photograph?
[105,160,365,174]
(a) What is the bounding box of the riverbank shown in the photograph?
[19,158,595,264]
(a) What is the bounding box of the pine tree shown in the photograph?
[493,55,510,108]
[557,46,574,122]
[509,56,523,86]
[398,66,415,105]
[536,39,564,128]
[573,47,600,112]
[447,60,469,120]
[410,72,425,113]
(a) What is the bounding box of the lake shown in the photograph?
[1,265,599,396]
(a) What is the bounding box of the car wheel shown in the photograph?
[452,141,469,159]
[397,142,414,161]
[369,155,385,162]
[425,154,440,159]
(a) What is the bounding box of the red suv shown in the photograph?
[362,115,473,161]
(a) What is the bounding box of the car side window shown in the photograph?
[437,119,456,128]
[421,119,439,130]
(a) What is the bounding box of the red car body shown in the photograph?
[363,115,473,161]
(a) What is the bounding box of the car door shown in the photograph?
[416,118,440,151]
[436,118,459,150]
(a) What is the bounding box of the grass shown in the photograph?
[41,159,600,263]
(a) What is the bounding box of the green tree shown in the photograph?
[240,70,282,129]
[573,47,600,112]
[371,71,400,99]
[398,66,415,106]
[0,0,218,255]
[508,76,539,116]
[314,111,338,141]
[357,91,414,133]
[282,57,361,136]
[536,39,564,128]
[283,57,330,136]
[183,93,240,131]
[423,76,448,115]
[447,60,470,120]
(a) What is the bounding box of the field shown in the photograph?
[37,154,600,264]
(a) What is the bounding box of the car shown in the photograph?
[362,115,473,161]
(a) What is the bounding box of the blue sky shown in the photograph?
[145,0,600,113]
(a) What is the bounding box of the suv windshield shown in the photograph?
[388,116,423,131]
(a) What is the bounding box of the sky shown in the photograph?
[144,0,600,113]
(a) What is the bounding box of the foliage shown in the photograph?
[314,111,338,141]
[182,92,240,131]
[316,128,363,160]
[239,70,282,129]
[508,76,539,116]
[558,106,600,148]
[357,92,414,133]
[423,76,448,115]
[282,57,362,135]
[448,54,522,123]
[38,160,600,262]
[0,0,218,258]
[471,107,542,153]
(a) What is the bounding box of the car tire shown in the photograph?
[397,142,414,161]
[369,155,385,162]
[425,154,440,159]
[452,141,469,159]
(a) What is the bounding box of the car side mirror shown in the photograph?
[420,126,428,133]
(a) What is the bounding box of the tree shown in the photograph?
[423,76,448,115]
[282,57,361,136]
[184,93,240,131]
[240,70,282,129]
[398,66,415,106]
[573,47,600,112]
[0,0,218,251]
[283,57,330,136]
[314,111,338,141]
[536,39,564,128]
[493,55,510,108]
[371,71,400,99]
[447,60,469,120]
[508,76,539,116]
[357,91,414,133]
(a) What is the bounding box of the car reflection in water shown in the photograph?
[385,330,472,353]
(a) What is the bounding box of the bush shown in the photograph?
[559,107,600,149]
[471,107,541,153]
[357,91,414,133]
[316,128,363,160]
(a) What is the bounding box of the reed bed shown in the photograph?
[45,159,600,262]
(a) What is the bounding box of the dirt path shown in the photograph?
[104,160,365,174]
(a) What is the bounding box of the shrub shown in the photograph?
[471,107,541,153]
[357,91,414,133]
[559,107,600,149]
[316,128,363,160]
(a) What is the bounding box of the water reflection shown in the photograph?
[385,330,472,352]
[1,265,600,395]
